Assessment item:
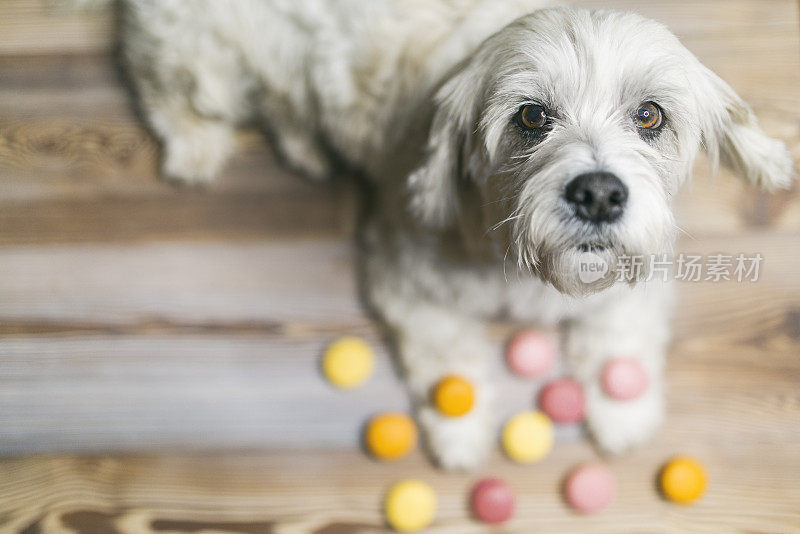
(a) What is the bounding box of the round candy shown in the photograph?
[322,336,374,389]
[365,412,418,461]
[502,410,554,463]
[470,478,515,524]
[660,456,707,505]
[564,463,617,514]
[601,358,649,400]
[538,378,585,424]
[384,479,437,532]
[505,329,557,378]
[433,375,474,417]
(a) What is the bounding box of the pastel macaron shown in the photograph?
[433,375,475,417]
[322,336,374,388]
[365,412,418,461]
[505,329,557,378]
[538,378,585,424]
[384,479,437,532]
[601,358,649,400]
[502,410,554,463]
[470,478,515,524]
[660,456,708,505]
[564,463,617,514]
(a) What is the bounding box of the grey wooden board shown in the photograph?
[0,332,577,455]
[0,240,361,325]
[0,239,577,454]
[1,233,798,454]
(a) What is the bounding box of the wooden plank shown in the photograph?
[0,330,580,455]
[0,0,114,56]
[0,234,796,454]
[0,234,796,328]
[0,316,795,455]
[0,0,796,56]
[0,445,798,533]
[575,0,798,36]
[0,190,353,245]
[0,240,362,325]
[0,331,407,454]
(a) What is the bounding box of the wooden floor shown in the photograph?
[0,1,799,532]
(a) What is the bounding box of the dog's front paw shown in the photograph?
[584,379,664,455]
[417,405,493,471]
[161,121,235,185]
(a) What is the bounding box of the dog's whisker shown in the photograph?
[487,212,524,234]
[674,222,696,241]
[502,244,512,283]
[481,193,518,207]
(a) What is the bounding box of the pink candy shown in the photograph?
[470,478,515,524]
[505,329,557,378]
[601,358,649,400]
[564,463,617,514]
[538,378,585,424]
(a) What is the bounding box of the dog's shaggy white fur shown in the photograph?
[119,0,795,469]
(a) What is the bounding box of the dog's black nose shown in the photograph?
[564,172,628,224]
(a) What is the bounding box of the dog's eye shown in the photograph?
[519,103,547,129]
[635,102,663,129]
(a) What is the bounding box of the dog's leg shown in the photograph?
[383,301,496,470]
[142,95,236,186]
[273,126,332,181]
[122,4,248,185]
[261,101,333,181]
[564,281,672,454]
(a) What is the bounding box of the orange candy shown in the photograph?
[433,375,475,417]
[365,412,418,460]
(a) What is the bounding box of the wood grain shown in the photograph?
[0,0,798,532]
[0,445,798,533]
[0,0,113,56]
[1,0,796,57]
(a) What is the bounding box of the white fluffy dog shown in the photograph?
[119,0,795,469]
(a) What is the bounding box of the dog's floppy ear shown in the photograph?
[698,65,795,191]
[407,64,481,227]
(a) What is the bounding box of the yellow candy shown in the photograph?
[384,479,437,532]
[365,412,418,461]
[322,336,374,388]
[502,411,554,463]
[660,456,707,505]
[433,375,475,417]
